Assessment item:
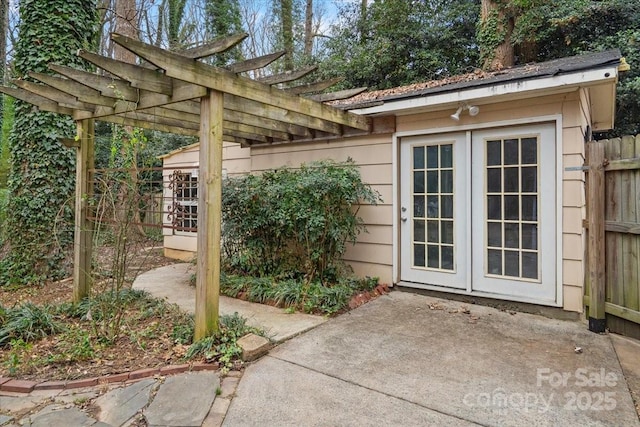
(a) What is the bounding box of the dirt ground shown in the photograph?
[0,240,205,381]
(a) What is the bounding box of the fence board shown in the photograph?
[603,138,622,305]
[621,136,639,311]
[635,135,640,312]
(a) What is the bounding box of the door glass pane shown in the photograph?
[414,244,425,267]
[427,195,439,218]
[414,195,425,217]
[521,138,537,164]
[427,245,439,268]
[414,220,425,242]
[488,222,501,247]
[504,167,519,192]
[426,171,439,193]
[504,251,520,277]
[427,220,439,243]
[484,135,540,281]
[504,222,519,248]
[441,221,453,244]
[521,167,537,192]
[522,252,538,279]
[487,168,501,192]
[504,195,519,220]
[414,171,425,193]
[441,195,453,219]
[441,170,453,193]
[487,140,501,165]
[441,246,454,270]
[441,144,453,168]
[488,249,502,275]
[414,146,425,169]
[487,196,501,220]
[427,145,438,168]
[504,139,519,164]
[522,196,537,221]
[521,223,537,250]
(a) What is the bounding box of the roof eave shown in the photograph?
[351,66,619,128]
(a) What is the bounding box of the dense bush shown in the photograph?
[221,159,381,281]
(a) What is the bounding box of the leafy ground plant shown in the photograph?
[0,303,64,347]
[185,312,266,371]
[220,273,379,315]
[0,272,204,380]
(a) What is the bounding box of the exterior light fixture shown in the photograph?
[450,104,480,120]
[450,106,464,121]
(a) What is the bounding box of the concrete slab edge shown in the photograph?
[0,362,228,394]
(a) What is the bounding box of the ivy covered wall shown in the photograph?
[2,0,98,284]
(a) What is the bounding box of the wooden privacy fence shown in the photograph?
[585,135,640,338]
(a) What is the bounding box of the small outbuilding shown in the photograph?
[161,49,623,313]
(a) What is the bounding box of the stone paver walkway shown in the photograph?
[0,371,239,427]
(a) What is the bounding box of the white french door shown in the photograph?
[470,124,556,302]
[400,123,557,304]
[400,133,468,289]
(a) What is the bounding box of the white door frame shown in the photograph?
[392,115,563,306]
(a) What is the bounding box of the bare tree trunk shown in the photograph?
[281,0,294,70]
[155,0,166,47]
[480,0,514,70]
[113,0,145,235]
[114,0,138,63]
[303,0,313,56]
[358,0,367,43]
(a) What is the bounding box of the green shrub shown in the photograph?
[222,159,381,281]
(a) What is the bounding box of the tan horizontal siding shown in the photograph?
[344,242,392,265]
[353,224,392,245]
[251,143,392,173]
[356,205,392,226]
[249,134,391,156]
[346,261,393,284]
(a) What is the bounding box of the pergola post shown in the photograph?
[195,89,223,340]
[73,119,95,302]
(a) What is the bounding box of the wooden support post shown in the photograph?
[587,141,606,332]
[73,119,95,302]
[195,89,223,340]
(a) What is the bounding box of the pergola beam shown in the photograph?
[79,49,173,95]
[30,72,119,107]
[285,77,344,95]
[309,87,368,102]
[111,34,370,132]
[226,50,285,74]
[258,65,318,85]
[13,79,96,112]
[0,85,74,116]
[49,64,138,100]
[181,33,248,59]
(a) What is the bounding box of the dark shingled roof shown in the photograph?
[332,49,622,110]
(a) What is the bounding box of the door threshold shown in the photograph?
[396,281,572,319]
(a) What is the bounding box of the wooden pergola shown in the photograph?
[0,33,374,339]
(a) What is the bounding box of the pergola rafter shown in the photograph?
[0,32,378,339]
